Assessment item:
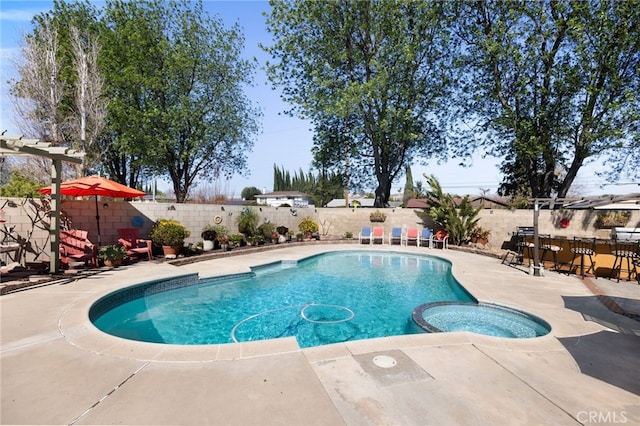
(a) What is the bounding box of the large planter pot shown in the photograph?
[202,240,214,251]
[162,245,182,259]
[104,258,122,268]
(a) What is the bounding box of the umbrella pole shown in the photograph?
[94,195,101,247]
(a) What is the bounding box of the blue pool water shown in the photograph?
[91,251,475,347]
[413,302,551,338]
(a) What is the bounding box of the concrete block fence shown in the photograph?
[1,197,638,264]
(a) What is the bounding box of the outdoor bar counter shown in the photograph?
[522,236,638,281]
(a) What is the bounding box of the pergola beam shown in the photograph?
[1,132,85,273]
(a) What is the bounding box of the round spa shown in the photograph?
[412,301,551,338]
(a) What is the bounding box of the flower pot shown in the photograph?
[220,243,229,252]
[162,245,181,259]
[104,258,122,268]
[202,240,214,251]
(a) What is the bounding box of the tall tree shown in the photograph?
[100,0,260,201]
[264,0,451,207]
[11,0,104,178]
[450,0,640,198]
[403,166,415,206]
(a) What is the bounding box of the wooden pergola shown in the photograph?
[0,132,84,273]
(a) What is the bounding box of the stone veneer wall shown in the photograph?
[2,197,638,263]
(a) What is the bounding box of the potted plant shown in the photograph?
[258,222,276,239]
[296,232,304,242]
[247,234,265,246]
[595,211,631,228]
[217,235,230,251]
[201,225,217,251]
[98,244,127,268]
[236,207,259,236]
[298,216,319,239]
[470,226,491,245]
[229,233,245,247]
[150,219,190,258]
[271,232,280,244]
[369,210,387,222]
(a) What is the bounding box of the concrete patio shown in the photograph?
[1,245,638,425]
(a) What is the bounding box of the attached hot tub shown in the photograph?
[412,301,551,338]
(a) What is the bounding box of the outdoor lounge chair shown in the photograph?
[59,229,98,269]
[389,227,403,245]
[418,228,433,248]
[405,227,419,246]
[117,228,153,261]
[372,226,384,245]
[432,230,449,249]
[359,226,372,244]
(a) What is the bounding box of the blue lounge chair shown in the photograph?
[419,228,433,248]
[389,227,403,245]
[359,226,372,244]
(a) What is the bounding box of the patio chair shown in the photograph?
[432,230,449,249]
[418,228,433,248]
[117,228,153,261]
[59,229,98,269]
[372,226,384,245]
[569,237,597,279]
[389,227,403,245]
[405,227,419,246]
[359,226,372,244]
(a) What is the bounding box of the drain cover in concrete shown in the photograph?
[354,350,433,386]
[373,355,397,368]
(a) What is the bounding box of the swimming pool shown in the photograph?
[91,251,476,347]
[90,250,549,348]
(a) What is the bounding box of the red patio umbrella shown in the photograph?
[39,175,146,246]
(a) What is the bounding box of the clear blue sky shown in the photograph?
[0,1,634,198]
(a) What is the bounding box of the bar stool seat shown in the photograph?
[608,239,639,282]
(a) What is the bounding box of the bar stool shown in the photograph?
[608,238,639,282]
[540,235,563,272]
[514,232,534,265]
[570,237,597,279]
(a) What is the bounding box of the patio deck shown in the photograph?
[1,244,638,425]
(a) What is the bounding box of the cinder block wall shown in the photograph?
[2,197,638,263]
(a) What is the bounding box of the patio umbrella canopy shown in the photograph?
[39,175,146,246]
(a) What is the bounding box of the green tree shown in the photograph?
[100,0,260,201]
[241,186,262,201]
[450,0,640,198]
[402,166,415,206]
[264,0,451,207]
[0,170,45,198]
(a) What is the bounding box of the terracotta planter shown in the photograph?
[104,258,122,268]
[162,245,182,259]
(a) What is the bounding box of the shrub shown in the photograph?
[298,217,319,234]
[150,219,190,246]
[424,174,480,245]
[235,207,259,236]
[98,244,127,261]
[258,222,276,238]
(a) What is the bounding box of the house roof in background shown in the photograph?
[256,191,312,198]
